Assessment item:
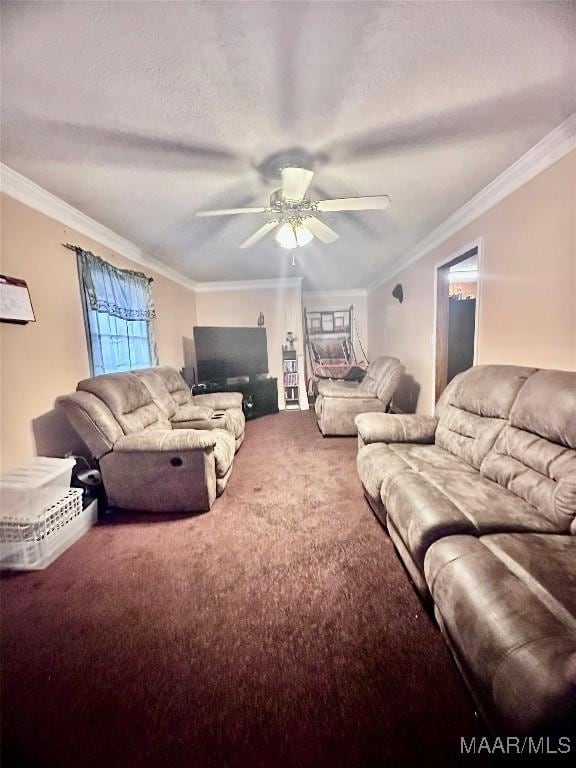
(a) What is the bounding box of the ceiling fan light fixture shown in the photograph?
[296,225,313,247]
[275,222,313,249]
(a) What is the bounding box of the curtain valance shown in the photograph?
[76,249,156,321]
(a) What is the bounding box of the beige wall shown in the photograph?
[303,292,369,362]
[0,194,197,470]
[195,283,303,410]
[367,150,576,414]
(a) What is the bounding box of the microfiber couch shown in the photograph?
[57,368,244,513]
[315,356,404,436]
[355,365,576,735]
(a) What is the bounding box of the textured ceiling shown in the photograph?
[2,1,575,290]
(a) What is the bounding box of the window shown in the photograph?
[76,248,158,376]
[84,303,154,375]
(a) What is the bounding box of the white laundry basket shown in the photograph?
[0,488,97,570]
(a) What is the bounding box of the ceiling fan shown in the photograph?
[195,166,390,250]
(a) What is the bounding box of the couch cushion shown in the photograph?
[385,469,557,571]
[134,368,178,418]
[482,533,576,618]
[388,443,477,475]
[357,442,477,520]
[435,365,537,469]
[153,366,193,408]
[357,444,413,514]
[317,381,372,398]
[509,369,576,449]
[438,365,538,419]
[435,405,508,470]
[477,368,576,534]
[481,425,576,533]
[424,533,576,734]
[77,372,169,435]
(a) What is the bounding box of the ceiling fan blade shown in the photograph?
[239,220,279,249]
[315,195,391,212]
[196,207,268,218]
[281,167,314,201]
[303,216,339,244]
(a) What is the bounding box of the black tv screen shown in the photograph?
[193,326,269,382]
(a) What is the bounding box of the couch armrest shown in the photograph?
[171,404,214,423]
[317,381,369,399]
[114,429,217,453]
[193,392,243,410]
[355,413,437,445]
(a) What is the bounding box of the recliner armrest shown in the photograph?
[114,429,217,453]
[193,392,243,410]
[355,413,437,445]
[317,381,370,399]
[171,404,214,423]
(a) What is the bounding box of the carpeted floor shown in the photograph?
[1,411,483,768]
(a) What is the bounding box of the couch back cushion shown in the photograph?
[358,357,404,402]
[134,369,177,418]
[56,391,123,459]
[435,365,537,469]
[77,372,170,435]
[153,367,193,408]
[481,369,576,532]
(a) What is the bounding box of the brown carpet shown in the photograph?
[1,411,483,768]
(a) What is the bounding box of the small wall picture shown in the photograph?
[0,274,36,324]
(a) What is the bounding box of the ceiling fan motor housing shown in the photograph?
[269,189,314,211]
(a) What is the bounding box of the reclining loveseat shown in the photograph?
[355,364,576,735]
[57,369,241,513]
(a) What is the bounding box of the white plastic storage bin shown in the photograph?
[0,489,97,570]
[0,457,76,519]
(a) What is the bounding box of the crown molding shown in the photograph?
[368,113,576,293]
[1,163,197,291]
[303,289,367,300]
[195,277,303,293]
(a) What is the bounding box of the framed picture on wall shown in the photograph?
[0,275,36,324]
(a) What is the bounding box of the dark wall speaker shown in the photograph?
[392,283,404,303]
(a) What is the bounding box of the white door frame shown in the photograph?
[431,236,484,411]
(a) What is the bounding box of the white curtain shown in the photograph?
[77,249,156,321]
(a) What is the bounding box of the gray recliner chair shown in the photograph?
[314,356,405,436]
[57,371,236,513]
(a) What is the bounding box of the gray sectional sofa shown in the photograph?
[57,367,245,512]
[355,364,576,735]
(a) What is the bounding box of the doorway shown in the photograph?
[434,244,480,402]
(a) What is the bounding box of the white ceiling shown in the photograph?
[2,1,575,290]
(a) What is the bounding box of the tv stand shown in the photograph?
[190,378,279,421]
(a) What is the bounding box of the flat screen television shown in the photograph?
[193,326,269,382]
